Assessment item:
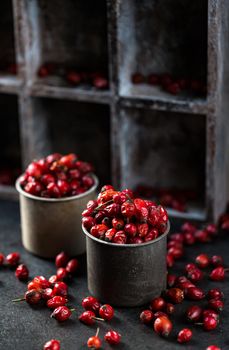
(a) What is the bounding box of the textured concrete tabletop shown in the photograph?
[0,200,228,350]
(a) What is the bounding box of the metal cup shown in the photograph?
[16,175,98,258]
[83,221,170,307]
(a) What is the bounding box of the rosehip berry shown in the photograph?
[51,306,73,322]
[25,289,42,304]
[43,339,60,350]
[134,198,148,221]
[104,330,121,345]
[206,346,221,350]
[47,296,68,309]
[6,252,20,266]
[203,309,219,321]
[15,264,29,281]
[186,287,205,300]
[194,230,210,243]
[49,275,58,285]
[207,288,224,300]
[169,233,184,242]
[154,311,168,318]
[56,267,68,280]
[26,162,43,178]
[211,255,224,267]
[82,296,100,313]
[124,223,137,237]
[150,297,166,311]
[181,222,196,234]
[145,228,159,242]
[0,253,5,265]
[203,316,218,331]
[99,304,114,321]
[177,328,192,343]
[42,288,55,300]
[47,183,61,198]
[101,185,114,192]
[195,254,210,268]
[55,251,69,268]
[186,305,202,322]
[140,310,154,324]
[33,276,50,289]
[208,299,224,312]
[166,303,175,315]
[82,216,95,230]
[79,310,104,325]
[87,328,102,349]
[53,282,68,297]
[185,263,197,273]
[66,258,78,274]
[27,280,41,291]
[183,232,196,245]
[154,316,173,337]
[91,224,108,238]
[187,268,203,282]
[121,201,136,218]
[113,231,127,244]
[167,274,177,288]
[112,217,124,230]
[167,246,184,259]
[105,228,116,241]
[210,267,227,281]
[166,254,174,268]
[166,288,184,304]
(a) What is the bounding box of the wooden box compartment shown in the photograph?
[26,0,109,91]
[29,97,111,185]
[120,107,206,219]
[118,0,208,102]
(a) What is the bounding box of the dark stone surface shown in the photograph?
[0,200,228,349]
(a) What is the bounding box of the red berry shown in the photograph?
[0,253,5,265]
[140,310,154,324]
[25,289,42,305]
[154,316,173,337]
[206,224,217,236]
[186,305,202,322]
[66,71,81,85]
[51,306,73,322]
[112,218,124,230]
[194,230,210,243]
[66,258,78,274]
[26,162,43,178]
[91,224,108,239]
[15,264,29,281]
[150,297,166,311]
[93,76,108,89]
[113,231,127,244]
[211,255,224,267]
[27,280,41,291]
[43,339,60,350]
[207,288,224,300]
[181,222,196,234]
[167,246,183,259]
[144,228,159,242]
[183,232,196,245]
[42,288,55,300]
[208,299,224,312]
[166,303,175,315]
[210,267,225,281]
[87,330,102,349]
[121,201,136,218]
[185,263,197,273]
[105,228,116,242]
[166,288,184,304]
[166,254,174,268]
[55,251,69,268]
[56,267,68,280]
[195,254,210,268]
[206,346,221,350]
[203,309,219,321]
[187,268,203,282]
[124,223,137,237]
[82,175,94,189]
[186,287,205,300]
[33,276,50,289]
[169,233,184,242]
[41,174,55,186]
[99,304,114,321]
[47,296,68,309]
[203,316,218,331]
[167,274,177,288]
[177,328,192,343]
[82,216,95,230]
[79,310,97,325]
[166,82,180,95]
[6,252,20,266]
[47,182,61,198]
[53,282,68,297]
[82,296,100,313]
[49,275,58,285]
[104,330,121,345]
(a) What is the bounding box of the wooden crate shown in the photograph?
[0,0,228,221]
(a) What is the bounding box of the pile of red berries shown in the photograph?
[19,153,95,198]
[131,72,206,96]
[87,328,121,349]
[37,63,109,90]
[0,251,29,281]
[82,185,169,244]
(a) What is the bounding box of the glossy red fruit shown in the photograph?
[79,310,103,325]
[208,299,224,312]
[99,304,114,321]
[26,162,43,178]
[56,267,68,280]
[154,311,168,318]
[186,287,205,300]
[104,330,121,345]
[82,296,100,313]
[150,297,166,311]
[207,288,224,300]
[177,328,192,343]
[66,71,81,85]
[195,254,210,268]
[33,276,50,289]
[51,306,73,322]
[181,222,196,234]
[47,296,68,309]
[166,288,184,304]
[203,309,219,321]
[42,288,55,300]
[15,264,29,281]
[154,316,173,337]
[47,183,61,198]
[203,316,218,331]
[93,76,108,89]
[113,231,127,244]
[25,289,42,304]
[206,346,221,350]
[183,232,196,245]
[6,252,20,266]
[194,230,210,243]
[185,263,197,273]
[206,224,217,236]
[66,258,78,274]
[25,180,43,195]
[53,282,68,297]
[55,251,69,268]
[210,267,226,281]
[49,275,58,285]
[211,255,224,267]
[87,329,102,349]
[43,339,60,350]
[121,201,136,218]
[187,268,203,282]
[91,224,108,238]
[124,223,137,237]
[167,246,183,260]
[186,305,202,322]
[82,216,95,230]
[112,218,124,230]
[140,310,154,324]
[167,274,177,288]
[0,253,5,265]
[166,303,175,315]
[169,233,184,242]
[105,228,116,242]
[166,254,174,268]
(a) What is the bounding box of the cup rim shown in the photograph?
[82,220,170,248]
[15,173,99,202]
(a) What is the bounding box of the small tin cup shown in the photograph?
[16,175,98,258]
[83,222,170,307]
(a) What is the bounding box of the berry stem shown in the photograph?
[95,200,113,211]
[93,316,105,322]
[95,328,100,337]
[12,297,25,302]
